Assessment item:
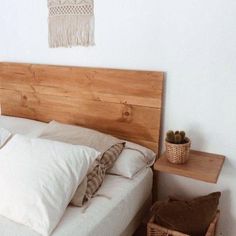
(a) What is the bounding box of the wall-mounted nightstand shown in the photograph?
[154,150,225,183]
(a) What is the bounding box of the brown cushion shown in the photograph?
[71,143,125,206]
[154,192,221,236]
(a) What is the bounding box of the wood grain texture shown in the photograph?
[154,150,225,183]
[0,62,164,153]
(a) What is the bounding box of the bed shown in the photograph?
[0,63,164,236]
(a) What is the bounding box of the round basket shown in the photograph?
[165,140,191,164]
[147,210,220,236]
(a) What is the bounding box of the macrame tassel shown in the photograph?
[48,0,94,48]
[48,15,94,48]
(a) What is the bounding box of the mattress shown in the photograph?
[0,168,152,236]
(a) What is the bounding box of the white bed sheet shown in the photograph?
[0,168,153,236]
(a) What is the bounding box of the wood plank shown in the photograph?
[0,89,160,130]
[0,81,162,108]
[0,62,163,108]
[0,62,164,153]
[154,150,225,183]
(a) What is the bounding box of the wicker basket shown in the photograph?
[165,140,191,164]
[147,211,220,236]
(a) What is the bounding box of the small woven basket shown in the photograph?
[165,140,191,164]
[147,210,220,236]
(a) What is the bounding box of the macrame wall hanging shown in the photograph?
[48,0,94,48]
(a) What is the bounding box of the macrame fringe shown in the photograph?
[48,15,94,48]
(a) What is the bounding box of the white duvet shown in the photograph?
[0,135,100,236]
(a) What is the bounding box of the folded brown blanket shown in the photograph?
[154,192,221,236]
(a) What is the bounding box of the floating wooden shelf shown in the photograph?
[154,150,225,183]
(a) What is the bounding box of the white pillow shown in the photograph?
[108,141,156,178]
[0,115,47,137]
[39,120,122,155]
[0,128,12,148]
[0,134,100,236]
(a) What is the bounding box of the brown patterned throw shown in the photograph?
[85,143,125,200]
[71,143,125,207]
[48,0,94,48]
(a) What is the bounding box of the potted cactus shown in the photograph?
[165,130,191,164]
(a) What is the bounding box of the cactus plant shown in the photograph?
[166,130,175,143]
[180,131,185,141]
[166,130,190,144]
[175,133,182,144]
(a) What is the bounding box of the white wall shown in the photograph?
[0,0,236,235]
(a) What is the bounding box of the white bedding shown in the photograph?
[0,115,154,235]
[0,116,47,137]
[0,168,153,236]
[0,135,100,236]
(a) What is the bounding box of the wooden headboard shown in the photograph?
[0,62,164,153]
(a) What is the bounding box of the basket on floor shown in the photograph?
[147,210,220,236]
[165,140,191,164]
